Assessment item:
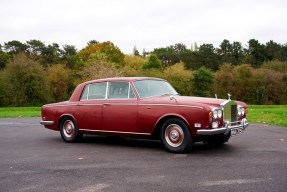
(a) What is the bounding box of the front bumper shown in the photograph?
[197,118,249,136]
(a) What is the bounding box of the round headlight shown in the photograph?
[241,107,245,115]
[213,110,218,119]
[238,108,241,116]
[238,107,244,116]
[218,109,222,118]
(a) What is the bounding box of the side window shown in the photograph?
[88,82,107,99]
[108,82,129,99]
[80,85,89,100]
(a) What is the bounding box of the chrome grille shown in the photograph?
[221,100,238,123]
[230,104,237,125]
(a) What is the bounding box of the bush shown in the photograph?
[0,53,50,106]
[214,64,287,104]
[191,66,214,97]
[47,64,73,102]
[142,54,162,70]
[123,55,147,70]
[77,60,124,83]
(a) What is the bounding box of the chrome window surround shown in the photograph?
[133,79,178,100]
[80,81,136,101]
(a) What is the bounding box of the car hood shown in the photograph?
[142,95,246,108]
[177,96,226,107]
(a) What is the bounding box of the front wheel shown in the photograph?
[60,117,82,143]
[207,131,231,146]
[160,118,193,153]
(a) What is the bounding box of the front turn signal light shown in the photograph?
[209,112,213,122]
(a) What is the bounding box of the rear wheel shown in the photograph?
[160,118,193,153]
[60,117,82,143]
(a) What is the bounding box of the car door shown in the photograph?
[75,82,107,130]
[101,81,138,133]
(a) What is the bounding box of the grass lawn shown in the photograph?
[248,105,287,127]
[0,105,286,127]
[0,107,41,118]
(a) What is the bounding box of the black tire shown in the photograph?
[160,118,193,153]
[207,131,231,146]
[60,117,82,143]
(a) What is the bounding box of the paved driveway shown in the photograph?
[0,118,286,192]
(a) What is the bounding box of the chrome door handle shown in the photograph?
[103,103,111,106]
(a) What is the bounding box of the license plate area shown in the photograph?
[231,127,244,136]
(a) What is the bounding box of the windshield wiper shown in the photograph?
[160,93,179,97]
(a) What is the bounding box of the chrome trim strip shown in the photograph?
[128,83,131,99]
[45,103,201,108]
[105,82,109,99]
[79,129,151,135]
[43,103,138,107]
[40,120,54,126]
[138,104,203,109]
[86,84,90,100]
[104,103,137,106]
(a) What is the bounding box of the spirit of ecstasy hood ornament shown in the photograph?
[228,93,232,100]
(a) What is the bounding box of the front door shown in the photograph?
[101,82,138,133]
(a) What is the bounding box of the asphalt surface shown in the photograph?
[0,118,286,192]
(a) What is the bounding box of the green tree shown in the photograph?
[279,44,287,61]
[244,39,266,68]
[0,51,10,69]
[59,44,78,68]
[41,43,61,66]
[265,40,281,61]
[153,43,189,67]
[231,41,244,64]
[77,60,124,83]
[26,39,45,55]
[87,40,99,45]
[187,44,220,70]
[4,40,28,53]
[142,54,162,69]
[47,64,73,101]
[162,63,192,96]
[191,66,214,97]
[123,55,147,70]
[153,47,175,67]
[1,53,50,105]
[217,40,244,65]
[79,41,124,65]
[214,64,235,99]
[133,46,140,56]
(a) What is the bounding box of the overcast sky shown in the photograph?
[1,0,287,53]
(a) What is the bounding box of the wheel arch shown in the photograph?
[152,114,192,139]
[58,114,77,130]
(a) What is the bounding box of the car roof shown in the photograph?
[83,77,165,84]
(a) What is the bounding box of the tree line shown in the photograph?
[0,39,286,106]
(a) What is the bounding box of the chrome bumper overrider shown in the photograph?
[197,118,249,136]
[40,120,54,126]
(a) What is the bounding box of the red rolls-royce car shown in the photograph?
[40,77,249,153]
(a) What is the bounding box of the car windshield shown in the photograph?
[133,79,178,98]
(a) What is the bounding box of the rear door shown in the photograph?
[75,82,107,130]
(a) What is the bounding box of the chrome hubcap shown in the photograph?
[63,120,74,138]
[170,131,179,141]
[165,124,184,147]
